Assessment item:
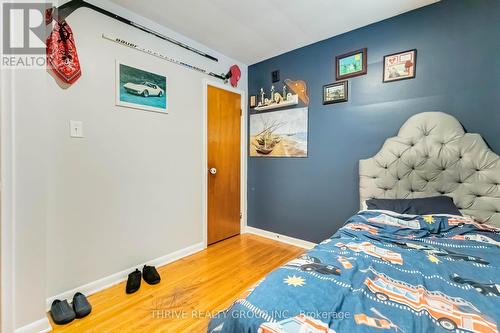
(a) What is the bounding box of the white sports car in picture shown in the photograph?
[123,81,164,97]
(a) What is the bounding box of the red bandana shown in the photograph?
[46,21,81,84]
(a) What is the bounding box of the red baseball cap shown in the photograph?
[228,65,241,87]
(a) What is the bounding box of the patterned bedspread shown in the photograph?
[208,211,500,333]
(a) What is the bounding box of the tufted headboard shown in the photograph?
[359,112,500,227]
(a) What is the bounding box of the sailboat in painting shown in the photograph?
[253,121,283,155]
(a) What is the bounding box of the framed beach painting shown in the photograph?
[116,61,167,113]
[250,107,308,158]
[383,49,417,83]
[335,48,367,80]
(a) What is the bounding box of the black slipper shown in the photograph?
[143,265,161,285]
[50,299,76,325]
[126,269,141,294]
[72,292,92,318]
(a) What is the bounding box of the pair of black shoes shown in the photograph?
[126,265,161,294]
[50,292,92,325]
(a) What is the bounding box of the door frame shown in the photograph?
[202,79,246,248]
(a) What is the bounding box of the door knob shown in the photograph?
[209,167,217,175]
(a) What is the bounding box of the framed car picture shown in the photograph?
[323,81,348,104]
[116,61,167,113]
[335,48,367,80]
[383,49,417,83]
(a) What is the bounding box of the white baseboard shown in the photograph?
[243,226,316,249]
[15,317,52,333]
[46,242,205,310]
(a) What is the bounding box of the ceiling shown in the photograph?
[110,0,439,64]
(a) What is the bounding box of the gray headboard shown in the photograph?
[359,112,500,227]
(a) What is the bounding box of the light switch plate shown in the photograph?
[70,120,84,138]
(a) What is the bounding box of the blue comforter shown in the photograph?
[208,211,500,333]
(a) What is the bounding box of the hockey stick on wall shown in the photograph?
[53,0,219,62]
[102,33,227,81]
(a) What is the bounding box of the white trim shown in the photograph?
[14,317,52,333]
[202,80,247,248]
[1,67,15,332]
[46,242,204,309]
[243,226,316,250]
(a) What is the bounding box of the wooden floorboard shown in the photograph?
[48,234,304,333]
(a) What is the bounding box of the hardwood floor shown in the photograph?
[49,234,303,333]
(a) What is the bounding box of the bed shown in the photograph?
[208,112,500,333]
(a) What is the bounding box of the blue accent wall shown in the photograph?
[247,0,500,243]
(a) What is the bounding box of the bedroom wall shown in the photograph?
[247,0,500,243]
[44,0,247,299]
[10,69,50,331]
[9,0,247,330]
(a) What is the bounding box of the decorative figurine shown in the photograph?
[284,79,309,105]
[255,84,299,110]
[273,92,283,104]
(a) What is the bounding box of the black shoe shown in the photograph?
[50,299,76,325]
[72,292,92,318]
[142,265,161,285]
[126,269,142,294]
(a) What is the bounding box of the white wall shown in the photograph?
[1,63,16,333]
[9,0,247,329]
[3,68,50,331]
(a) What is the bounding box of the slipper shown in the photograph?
[143,265,161,285]
[126,269,141,294]
[72,292,92,318]
[50,299,75,325]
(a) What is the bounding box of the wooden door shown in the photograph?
[207,85,241,245]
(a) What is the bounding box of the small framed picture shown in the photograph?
[336,48,367,80]
[249,95,257,108]
[383,49,417,83]
[323,81,348,104]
